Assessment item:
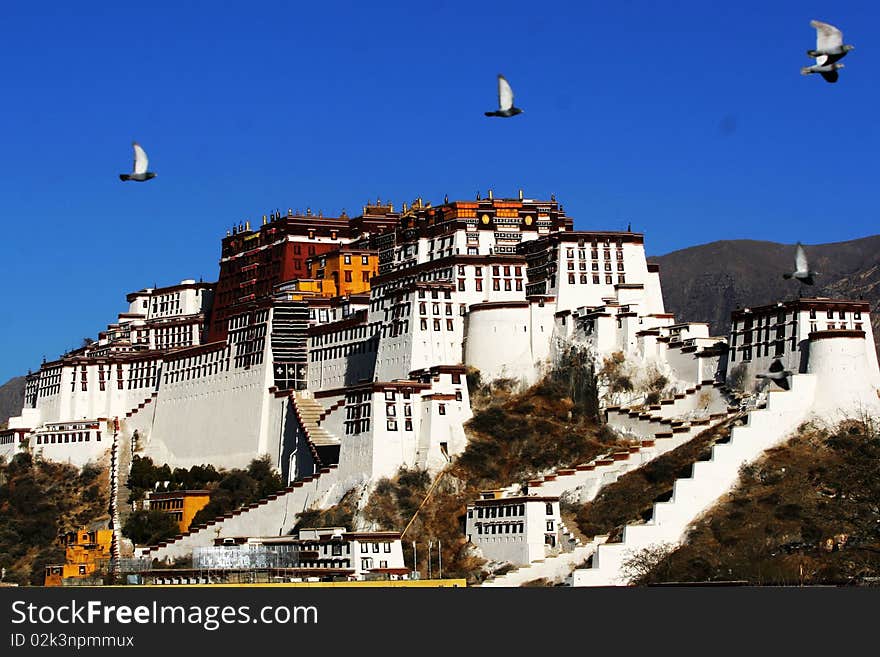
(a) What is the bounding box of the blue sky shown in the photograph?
[1,0,878,383]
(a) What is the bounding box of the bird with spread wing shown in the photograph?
[801,20,853,83]
[119,142,157,182]
[485,74,523,118]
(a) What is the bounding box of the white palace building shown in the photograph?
[5,193,880,520]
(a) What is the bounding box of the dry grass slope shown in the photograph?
[358,365,623,584]
[631,420,880,585]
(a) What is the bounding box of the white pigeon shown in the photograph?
[782,242,818,285]
[801,20,853,83]
[119,142,157,182]
[485,74,523,118]
[756,358,793,390]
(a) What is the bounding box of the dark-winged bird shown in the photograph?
[119,142,157,182]
[783,242,818,285]
[801,20,853,83]
[756,359,794,390]
[485,74,523,118]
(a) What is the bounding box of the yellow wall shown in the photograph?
[147,493,211,532]
[44,527,113,586]
[308,251,378,298]
[180,494,210,532]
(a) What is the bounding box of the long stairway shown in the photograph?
[571,374,817,586]
[523,408,740,503]
[481,535,608,587]
[137,466,341,563]
[475,407,739,586]
[292,392,341,466]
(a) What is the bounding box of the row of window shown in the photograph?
[566,247,623,260]
[568,274,625,285]
[149,499,185,510]
[343,419,371,435]
[310,338,377,362]
[312,324,374,346]
[568,261,624,271]
[419,318,456,332]
[36,432,101,445]
[419,302,453,316]
[475,522,525,535]
[470,504,527,519]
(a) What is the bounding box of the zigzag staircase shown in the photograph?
[136,466,340,563]
[481,514,607,587]
[475,385,742,586]
[124,392,158,420]
[292,392,341,467]
[571,373,817,586]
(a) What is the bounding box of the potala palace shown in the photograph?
[4,192,879,586]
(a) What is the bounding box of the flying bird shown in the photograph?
[485,74,523,118]
[801,20,853,83]
[119,142,157,182]
[756,358,793,391]
[783,242,818,285]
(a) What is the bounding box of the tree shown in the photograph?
[620,542,677,584]
[122,510,180,546]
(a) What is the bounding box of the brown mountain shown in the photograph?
[0,376,26,429]
[649,235,880,356]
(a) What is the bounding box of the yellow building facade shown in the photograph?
[144,489,211,533]
[44,527,113,586]
[307,248,378,298]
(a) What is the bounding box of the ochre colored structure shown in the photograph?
[307,247,378,298]
[44,527,113,586]
[145,489,211,533]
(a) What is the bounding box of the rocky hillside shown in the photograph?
[0,454,110,585]
[649,235,880,356]
[325,362,622,584]
[0,376,25,428]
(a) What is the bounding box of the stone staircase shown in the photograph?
[474,405,740,587]
[124,392,158,420]
[292,392,341,467]
[317,398,346,424]
[571,373,817,586]
[137,466,341,563]
[605,380,736,441]
[524,408,740,503]
[482,525,609,587]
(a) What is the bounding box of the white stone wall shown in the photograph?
[465,498,563,565]
[145,344,275,470]
[31,420,112,468]
[806,334,880,420]
[464,304,533,383]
